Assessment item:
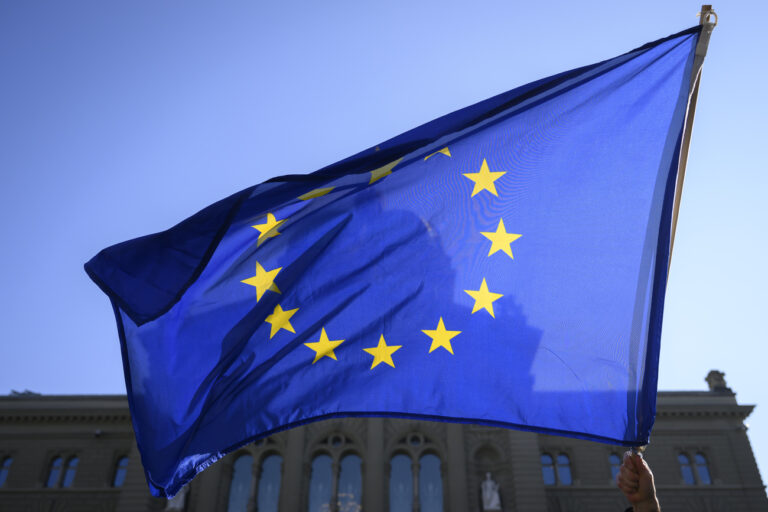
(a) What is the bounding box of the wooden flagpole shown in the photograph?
[668,5,717,271]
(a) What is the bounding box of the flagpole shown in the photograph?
[633,7,717,455]
[668,5,717,271]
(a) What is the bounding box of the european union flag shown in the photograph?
[86,26,704,496]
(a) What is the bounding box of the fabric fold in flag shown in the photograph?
[86,25,702,497]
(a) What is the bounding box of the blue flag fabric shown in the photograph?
[86,26,701,497]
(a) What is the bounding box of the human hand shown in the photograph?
[616,451,660,512]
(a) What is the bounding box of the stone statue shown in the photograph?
[705,370,731,392]
[481,472,502,510]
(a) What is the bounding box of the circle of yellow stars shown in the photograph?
[239,148,521,370]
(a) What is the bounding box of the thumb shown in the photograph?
[630,452,650,475]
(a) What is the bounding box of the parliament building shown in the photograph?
[0,371,766,511]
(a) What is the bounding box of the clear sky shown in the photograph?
[1,0,765,484]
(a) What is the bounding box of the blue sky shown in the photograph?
[2,0,766,483]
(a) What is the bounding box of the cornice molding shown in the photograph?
[656,404,754,420]
[0,412,131,424]
[0,395,754,424]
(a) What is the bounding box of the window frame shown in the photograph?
[255,452,283,512]
[608,452,622,482]
[417,451,444,512]
[336,452,363,510]
[388,451,414,512]
[678,452,695,485]
[677,449,713,485]
[386,431,446,512]
[540,453,556,486]
[112,455,130,488]
[305,431,364,512]
[540,450,574,486]
[61,456,79,488]
[0,455,13,488]
[694,452,712,485]
[555,453,573,486]
[43,453,80,489]
[226,452,254,512]
[44,455,64,488]
[220,444,286,512]
[307,451,335,512]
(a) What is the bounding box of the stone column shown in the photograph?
[412,456,420,512]
[364,418,384,512]
[279,427,306,510]
[246,456,261,511]
[507,430,547,511]
[193,457,228,511]
[446,424,469,512]
[330,458,340,512]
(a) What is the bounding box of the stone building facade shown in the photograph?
[0,371,766,511]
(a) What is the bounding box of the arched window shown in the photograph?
[308,454,333,512]
[556,454,572,485]
[307,432,364,512]
[338,454,362,511]
[694,453,712,485]
[678,453,695,485]
[541,452,572,485]
[45,456,63,488]
[389,454,412,512]
[61,457,78,488]
[609,453,621,481]
[257,454,282,512]
[419,454,443,512]
[0,457,12,487]
[540,454,556,485]
[112,456,129,487]
[227,454,253,512]
[387,433,443,512]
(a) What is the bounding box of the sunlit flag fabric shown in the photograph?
[86,26,702,496]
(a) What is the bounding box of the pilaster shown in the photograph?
[507,430,547,511]
[446,424,469,512]
[278,426,305,510]
[364,418,384,512]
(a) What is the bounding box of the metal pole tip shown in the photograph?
[698,5,718,27]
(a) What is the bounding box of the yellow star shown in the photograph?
[480,219,522,258]
[462,159,505,197]
[251,213,286,246]
[369,158,403,184]
[424,147,451,160]
[264,303,298,339]
[298,187,334,200]
[421,317,461,354]
[240,262,281,301]
[464,278,503,317]
[363,335,402,369]
[304,328,345,364]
